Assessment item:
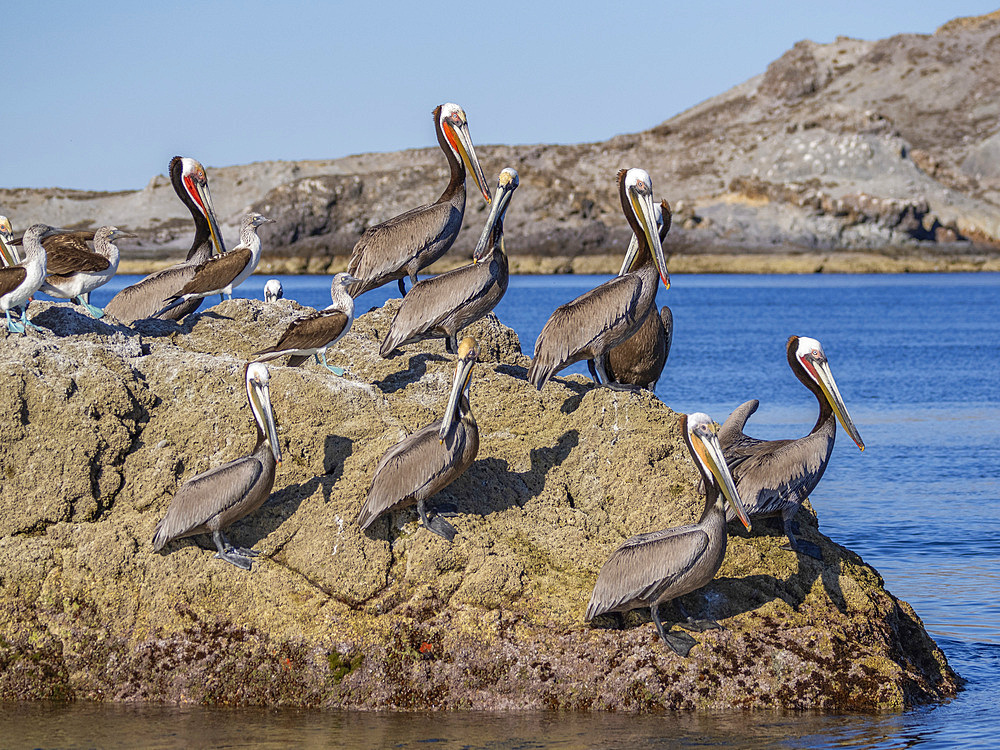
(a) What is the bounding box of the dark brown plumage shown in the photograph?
[528,168,669,390]
[594,200,673,390]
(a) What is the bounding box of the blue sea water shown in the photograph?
[9,272,997,748]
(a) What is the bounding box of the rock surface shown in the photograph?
[0,299,958,710]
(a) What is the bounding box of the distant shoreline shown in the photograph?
[116,248,1000,276]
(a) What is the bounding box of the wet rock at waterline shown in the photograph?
[0,299,957,709]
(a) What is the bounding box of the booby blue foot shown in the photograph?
[321,351,344,376]
[77,298,105,319]
[5,313,24,334]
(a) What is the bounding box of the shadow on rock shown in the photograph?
[464,428,580,517]
[374,352,447,394]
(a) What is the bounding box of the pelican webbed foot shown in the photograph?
[417,499,457,542]
[782,537,824,561]
[781,512,823,560]
[212,530,255,570]
[652,603,697,656]
[600,382,640,393]
[445,336,457,355]
[398,278,408,296]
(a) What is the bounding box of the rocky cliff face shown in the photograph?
[0,299,957,709]
[3,12,1000,272]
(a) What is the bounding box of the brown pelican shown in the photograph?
[717,335,865,560]
[253,272,357,374]
[590,200,673,390]
[154,212,274,318]
[380,167,518,357]
[528,168,669,390]
[0,224,49,333]
[347,103,492,298]
[357,337,480,541]
[0,216,19,265]
[263,278,283,302]
[105,156,226,323]
[152,362,282,570]
[585,412,752,656]
[38,226,135,318]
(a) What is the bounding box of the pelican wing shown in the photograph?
[718,399,759,450]
[105,263,201,323]
[530,274,642,384]
[585,524,709,620]
[0,266,28,298]
[357,420,469,529]
[151,454,265,549]
[348,202,458,293]
[381,261,492,350]
[254,309,349,357]
[723,432,823,517]
[174,248,252,297]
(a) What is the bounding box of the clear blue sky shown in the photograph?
[5,1,998,192]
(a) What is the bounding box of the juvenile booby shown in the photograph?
[0,224,49,333]
[528,168,669,389]
[253,272,357,375]
[39,226,135,318]
[357,338,480,541]
[263,278,283,302]
[105,156,226,323]
[716,336,865,560]
[347,103,492,298]
[152,362,282,570]
[585,412,752,656]
[154,212,274,318]
[380,167,519,357]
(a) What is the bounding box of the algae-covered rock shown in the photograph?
[0,299,958,710]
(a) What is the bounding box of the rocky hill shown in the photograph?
[0,300,957,709]
[4,11,1000,274]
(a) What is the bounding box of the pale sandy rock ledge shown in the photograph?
[0,299,957,710]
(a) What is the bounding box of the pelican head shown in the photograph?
[617,168,669,289]
[791,336,865,451]
[437,102,492,205]
[439,337,480,442]
[174,156,226,256]
[245,362,282,465]
[619,199,671,277]
[684,412,751,531]
[0,216,19,266]
[473,168,519,262]
[264,278,283,302]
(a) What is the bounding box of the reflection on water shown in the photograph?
[69,274,1000,747]
[0,699,988,750]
